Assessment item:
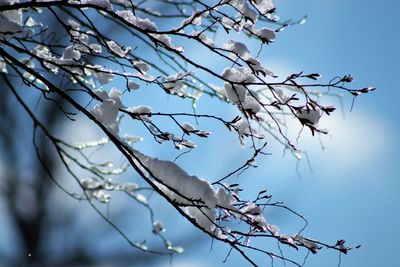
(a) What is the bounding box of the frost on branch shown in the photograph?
[0,0,373,266]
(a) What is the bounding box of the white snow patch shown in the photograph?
[130,148,238,235]
[91,87,123,135]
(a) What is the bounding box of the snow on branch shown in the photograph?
[0,0,373,266]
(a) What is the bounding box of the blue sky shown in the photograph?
[84,1,399,266]
[1,1,398,267]
[150,1,400,267]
